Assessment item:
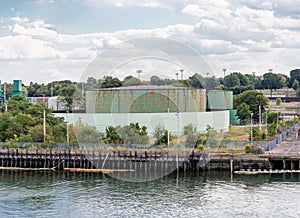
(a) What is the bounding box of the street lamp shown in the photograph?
[176,110,180,145]
[250,113,254,145]
[136,69,142,80]
[222,68,227,77]
[264,106,269,134]
[180,69,184,80]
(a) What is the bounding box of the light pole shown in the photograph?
[4,82,7,111]
[265,106,269,134]
[276,111,279,130]
[250,113,253,145]
[167,107,170,148]
[222,68,227,77]
[66,111,70,144]
[180,69,184,80]
[43,109,46,143]
[136,69,142,80]
[176,110,180,145]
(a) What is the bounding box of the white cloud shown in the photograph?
[0,35,63,60]
[1,0,300,83]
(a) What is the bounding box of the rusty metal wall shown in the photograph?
[206,90,233,110]
[86,88,206,113]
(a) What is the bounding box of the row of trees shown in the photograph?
[4,69,299,100]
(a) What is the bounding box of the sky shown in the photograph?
[0,0,299,85]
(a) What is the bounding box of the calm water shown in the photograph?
[1,171,300,218]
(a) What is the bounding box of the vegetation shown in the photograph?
[0,95,66,143]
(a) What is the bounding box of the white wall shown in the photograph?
[55,111,230,135]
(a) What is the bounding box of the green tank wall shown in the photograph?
[229,109,240,125]
[11,80,25,98]
[86,88,206,113]
[206,90,233,111]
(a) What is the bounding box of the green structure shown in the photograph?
[0,80,4,104]
[86,86,206,113]
[229,109,240,125]
[11,80,25,98]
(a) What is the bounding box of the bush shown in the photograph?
[244,144,252,153]
[196,144,205,151]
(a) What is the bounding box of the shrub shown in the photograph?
[244,144,252,153]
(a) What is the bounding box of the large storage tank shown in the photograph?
[86,86,206,113]
[206,90,233,111]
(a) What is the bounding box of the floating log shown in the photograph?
[0,166,55,171]
[234,169,300,175]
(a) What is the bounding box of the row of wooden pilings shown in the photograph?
[0,148,204,173]
[1,149,300,174]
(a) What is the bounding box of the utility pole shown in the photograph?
[167,107,170,148]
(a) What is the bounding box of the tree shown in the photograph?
[297,88,300,98]
[292,80,299,90]
[150,76,162,86]
[234,90,269,121]
[101,76,122,88]
[58,84,76,110]
[237,103,251,123]
[262,73,285,92]
[187,73,205,88]
[223,73,240,88]
[153,124,169,145]
[290,69,300,83]
[73,118,103,143]
[123,76,143,86]
[184,124,198,148]
[104,125,123,144]
[276,98,282,106]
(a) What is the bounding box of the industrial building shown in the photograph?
[78,85,238,134]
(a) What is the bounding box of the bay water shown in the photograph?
[1,171,300,218]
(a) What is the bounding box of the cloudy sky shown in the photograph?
[0,0,299,84]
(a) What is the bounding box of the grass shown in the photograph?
[223,126,250,141]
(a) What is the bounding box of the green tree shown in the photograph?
[101,76,122,88]
[234,90,269,121]
[292,80,299,90]
[187,73,205,88]
[58,84,76,110]
[184,123,198,148]
[276,98,282,106]
[150,76,163,86]
[237,103,251,123]
[223,73,240,88]
[262,72,285,93]
[73,118,103,143]
[123,76,143,86]
[297,88,300,98]
[153,124,170,145]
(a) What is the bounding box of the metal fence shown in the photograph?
[265,123,299,151]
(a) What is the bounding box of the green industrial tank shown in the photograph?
[206,90,233,111]
[86,86,206,113]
